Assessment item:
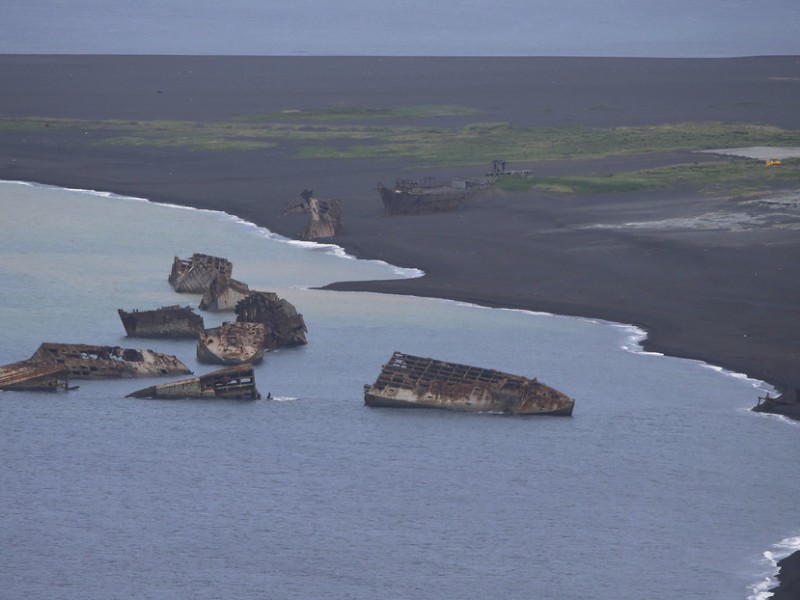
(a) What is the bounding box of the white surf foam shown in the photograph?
[749,536,800,600]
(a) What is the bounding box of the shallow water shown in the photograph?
[1,181,798,599]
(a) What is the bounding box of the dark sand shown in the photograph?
[1,53,799,595]
[771,550,800,600]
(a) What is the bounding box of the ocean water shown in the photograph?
[3,0,799,57]
[0,180,798,600]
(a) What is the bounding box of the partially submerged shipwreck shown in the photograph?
[753,388,800,419]
[378,178,467,216]
[28,343,191,379]
[126,364,261,400]
[199,272,251,312]
[0,361,71,392]
[169,253,233,293]
[364,352,574,415]
[118,305,204,338]
[235,291,308,348]
[0,343,191,390]
[196,322,266,365]
[285,189,343,240]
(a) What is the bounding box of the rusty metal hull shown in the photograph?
[302,197,342,239]
[379,183,465,216]
[196,322,265,365]
[285,191,343,239]
[118,305,204,338]
[126,365,261,400]
[235,292,307,348]
[199,273,251,312]
[29,343,192,379]
[169,253,233,294]
[0,361,71,392]
[364,352,574,415]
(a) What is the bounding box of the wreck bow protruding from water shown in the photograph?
[118,305,204,338]
[169,253,233,294]
[235,291,308,348]
[364,352,575,415]
[126,364,261,400]
[199,272,251,312]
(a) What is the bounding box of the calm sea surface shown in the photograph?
[1,180,798,600]
[2,0,799,57]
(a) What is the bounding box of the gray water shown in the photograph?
[3,0,799,57]
[1,180,798,600]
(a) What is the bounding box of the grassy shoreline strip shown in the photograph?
[2,114,800,164]
[495,160,800,195]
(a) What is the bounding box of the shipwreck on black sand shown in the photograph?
[378,178,467,216]
[285,189,343,240]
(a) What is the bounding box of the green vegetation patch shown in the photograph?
[275,121,800,165]
[495,159,800,195]
[2,114,800,165]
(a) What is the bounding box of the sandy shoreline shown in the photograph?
[2,55,799,408]
[1,54,799,593]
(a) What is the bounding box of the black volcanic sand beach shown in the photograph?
[2,55,799,408]
[0,57,798,395]
[1,53,799,595]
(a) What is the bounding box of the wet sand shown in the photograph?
[1,53,799,597]
[771,550,800,599]
[2,55,799,407]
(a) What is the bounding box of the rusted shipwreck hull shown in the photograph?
[378,179,466,216]
[199,272,251,312]
[196,322,266,365]
[0,361,71,392]
[285,189,343,239]
[169,253,233,294]
[118,305,204,338]
[236,291,307,348]
[364,352,574,415]
[126,364,261,400]
[28,343,191,379]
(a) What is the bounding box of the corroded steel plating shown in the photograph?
[126,364,261,400]
[365,351,574,415]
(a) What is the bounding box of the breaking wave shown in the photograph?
[749,536,800,600]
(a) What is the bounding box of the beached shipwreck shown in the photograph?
[285,189,343,240]
[118,305,204,338]
[127,364,260,400]
[364,352,574,415]
[378,179,467,216]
